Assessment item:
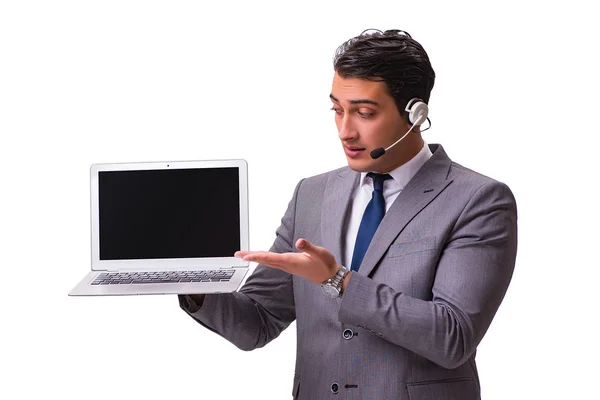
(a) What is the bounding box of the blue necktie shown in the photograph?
[350,173,392,272]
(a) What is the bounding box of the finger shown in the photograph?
[234,251,252,258]
[236,250,286,260]
[295,238,327,258]
[241,251,295,268]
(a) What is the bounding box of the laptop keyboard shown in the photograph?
[91,270,236,285]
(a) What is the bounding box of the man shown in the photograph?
[179,29,517,399]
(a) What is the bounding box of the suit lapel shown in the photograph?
[321,168,360,265]
[357,144,454,278]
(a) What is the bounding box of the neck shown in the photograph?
[376,133,424,173]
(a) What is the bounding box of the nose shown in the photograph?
[337,115,357,141]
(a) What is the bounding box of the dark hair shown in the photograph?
[333,29,436,117]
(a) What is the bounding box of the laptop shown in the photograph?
[69,159,250,296]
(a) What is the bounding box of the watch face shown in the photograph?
[321,284,340,298]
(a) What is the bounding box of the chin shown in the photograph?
[346,158,375,173]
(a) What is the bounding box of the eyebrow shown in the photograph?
[329,94,380,106]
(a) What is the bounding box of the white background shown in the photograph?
[1,1,598,399]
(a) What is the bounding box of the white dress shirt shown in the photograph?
[343,142,433,268]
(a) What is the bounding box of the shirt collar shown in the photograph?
[360,141,433,190]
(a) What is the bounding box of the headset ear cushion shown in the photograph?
[405,99,429,125]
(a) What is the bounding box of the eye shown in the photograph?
[357,111,374,118]
[330,107,343,115]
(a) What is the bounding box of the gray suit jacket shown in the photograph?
[180,144,518,400]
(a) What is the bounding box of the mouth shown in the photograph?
[344,146,365,158]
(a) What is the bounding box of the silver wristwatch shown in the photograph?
[321,265,350,298]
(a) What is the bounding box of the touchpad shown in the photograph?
[127,283,188,295]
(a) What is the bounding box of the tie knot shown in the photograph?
[367,173,392,192]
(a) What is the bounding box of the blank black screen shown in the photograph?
[98,167,240,260]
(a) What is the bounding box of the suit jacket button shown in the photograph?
[331,382,339,394]
[342,328,354,340]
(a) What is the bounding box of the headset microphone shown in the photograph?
[370,123,417,159]
[370,98,429,160]
[370,147,386,159]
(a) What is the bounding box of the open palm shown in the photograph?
[235,238,340,284]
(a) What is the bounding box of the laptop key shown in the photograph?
[93,269,236,286]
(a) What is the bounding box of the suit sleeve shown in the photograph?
[178,180,303,351]
[338,180,518,369]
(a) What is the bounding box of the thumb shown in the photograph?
[296,238,324,256]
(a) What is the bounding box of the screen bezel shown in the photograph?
[90,159,249,271]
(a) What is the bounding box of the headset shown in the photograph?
[404,98,429,126]
[370,98,430,159]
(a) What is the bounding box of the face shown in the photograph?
[330,72,421,173]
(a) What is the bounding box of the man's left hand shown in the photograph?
[235,239,340,284]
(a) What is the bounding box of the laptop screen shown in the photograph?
[97,167,240,261]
